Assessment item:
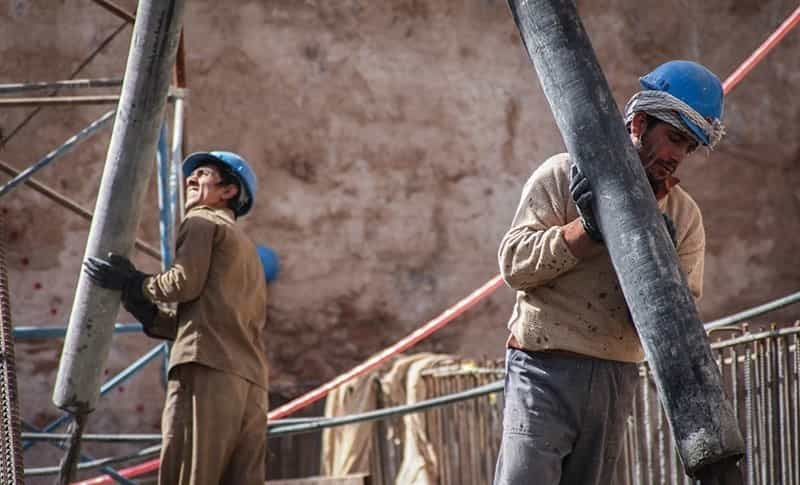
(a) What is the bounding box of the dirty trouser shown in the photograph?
[159,363,269,485]
[493,348,639,485]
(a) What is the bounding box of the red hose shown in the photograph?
[722,5,800,94]
[73,5,800,484]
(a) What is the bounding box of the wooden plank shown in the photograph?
[266,474,369,485]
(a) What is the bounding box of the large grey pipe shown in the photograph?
[53,0,185,414]
[506,0,744,478]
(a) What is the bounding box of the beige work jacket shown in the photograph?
[143,206,269,389]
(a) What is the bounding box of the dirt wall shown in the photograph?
[1,0,798,478]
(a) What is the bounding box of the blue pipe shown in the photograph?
[14,323,142,340]
[0,110,115,198]
[24,343,166,451]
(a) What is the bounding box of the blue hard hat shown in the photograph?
[639,60,724,146]
[183,151,258,216]
[256,245,280,283]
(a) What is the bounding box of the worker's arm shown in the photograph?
[674,202,706,301]
[143,216,217,303]
[498,156,600,291]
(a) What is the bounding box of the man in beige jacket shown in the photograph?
[493,61,725,485]
[85,151,269,485]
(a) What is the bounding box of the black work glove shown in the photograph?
[84,253,156,328]
[662,213,678,248]
[569,163,603,242]
[84,253,146,293]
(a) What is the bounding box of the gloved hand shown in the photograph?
[84,253,146,293]
[662,213,677,248]
[84,253,163,334]
[569,163,603,242]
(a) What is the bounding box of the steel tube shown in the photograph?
[0,95,120,107]
[14,323,141,340]
[156,123,174,269]
[53,0,186,414]
[705,290,800,331]
[506,0,744,476]
[0,110,115,199]
[0,78,123,94]
[90,0,135,23]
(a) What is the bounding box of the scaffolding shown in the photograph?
[0,1,798,484]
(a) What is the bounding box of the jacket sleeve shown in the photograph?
[143,216,217,303]
[676,204,706,301]
[498,156,580,291]
[142,304,178,341]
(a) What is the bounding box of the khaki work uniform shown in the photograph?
[144,206,269,485]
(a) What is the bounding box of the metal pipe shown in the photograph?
[0,78,123,95]
[13,323,141,340]
[52,0,186,417]
[90,0,135,23]
[0,92,184,107]
[26,343,166,451]
[0,160,161,260]
[0,94,120,107]
[705,290,800,331]
[53,29,183,471]
[506,0,744,477]
[171,97,185,220]
[156,123,174,269]
[0,22,128,150]
[0,110,115,198]
[22,432,161,443]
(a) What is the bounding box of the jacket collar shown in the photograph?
[186,205,236,225]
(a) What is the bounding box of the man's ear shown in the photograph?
[629,112,648,139]
[220,184,240,202]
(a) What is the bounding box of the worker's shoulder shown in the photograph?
[525,152,570,184]
[184,206,236,227]
[666,185,701,215]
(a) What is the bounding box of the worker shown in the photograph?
[493,60,725,484]
[84,151,270,485]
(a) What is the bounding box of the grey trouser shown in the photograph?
[493,348,639,485]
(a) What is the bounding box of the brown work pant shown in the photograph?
[159,363,268,485]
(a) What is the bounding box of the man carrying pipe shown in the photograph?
[495,61,727,484]
[84,151,271,485]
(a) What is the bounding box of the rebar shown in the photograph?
[0,216,24,484]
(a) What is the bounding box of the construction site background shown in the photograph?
[1,0,798,480]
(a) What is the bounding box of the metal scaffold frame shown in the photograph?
[0,2,797,485]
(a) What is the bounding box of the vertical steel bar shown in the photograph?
[52,0,186,422]
[793,329,800,485]
[644,374,654,485]
[766,333,775,484]
[757,339,768,484]
[744,343,755,485]
[657,391,666,485]
[156,122,174,270]
[0,218,23,484]
[778,335,788,484]
[171,96,186,221]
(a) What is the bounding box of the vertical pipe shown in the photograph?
[744,343,754,485]
[171,97,185,221]
[793,329,799,485]
[504,0,744,475]
[51,0,185,478]
[156,122,174,270]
